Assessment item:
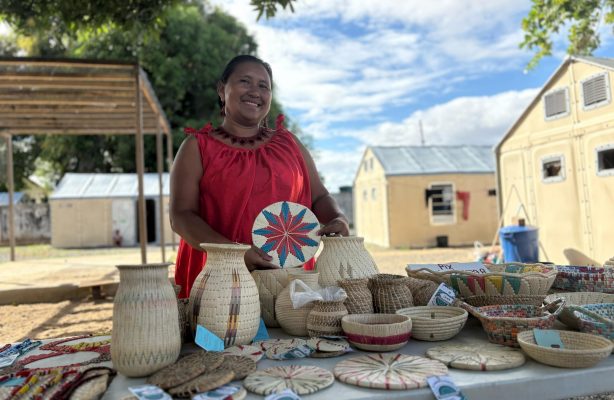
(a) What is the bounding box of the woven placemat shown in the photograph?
[146,351,223,389]
[426,344,525,371]
[223,345,264,362]
[306,337,350,353]
[215,355,256,380]
[334,354,448,390]
[168,370,235,397]
[243,365,334,395]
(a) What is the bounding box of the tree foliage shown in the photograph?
[520,0,614,70]
[251,0,297,20]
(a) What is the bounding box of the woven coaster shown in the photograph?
[306,337,350,353]
[425,344,526,371]
[334,354,448,390]
[146,350,223,389]
[252,201,321,268]
[215,355,256,380]
[255,338,306,352]
[265,344,312,360]
[243,365,334,395]
[223,345,264,362]
[168,370,235,397]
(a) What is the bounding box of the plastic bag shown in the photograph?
[289,279,347,309]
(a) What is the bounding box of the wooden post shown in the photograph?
[6,134,15,261]
[156,118,166,262]
[135,68,147,264]
[166,129,176,251]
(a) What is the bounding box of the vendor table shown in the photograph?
[102,318,614,400]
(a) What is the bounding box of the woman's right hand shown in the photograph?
[244,245,279,271]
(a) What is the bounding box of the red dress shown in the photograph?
[175,115,315,298]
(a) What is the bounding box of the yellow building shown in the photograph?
[354,146,498,248]
[495,56,614,264]
[50,173,177,248]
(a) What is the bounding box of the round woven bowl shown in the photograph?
[396,306,467,341]
[544,292,614,329]
[517,330,613,368]
[341,314,412,352]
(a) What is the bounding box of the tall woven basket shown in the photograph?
[188,243,260,347]
[111,263,181,377]
[369,274,414,314]
[252,268,292,328]
[276,270,321,336]
[338,278,373,314]
[316,236,379,287]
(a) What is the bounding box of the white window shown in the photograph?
[595,144,614,177]
[371,188,377,200]
[581,72,610,110]
[429,183,455,225]
[541,154,565,183]
[543,87,570,120]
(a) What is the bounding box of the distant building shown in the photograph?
[354,146,498,248]
[49,173,177,248]
[496,56,614,264]
[331,186,354,228]
[0,192,50,244]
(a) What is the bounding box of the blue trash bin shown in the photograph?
[499,225,539,263]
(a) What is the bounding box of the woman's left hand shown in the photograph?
[317,216,350,237]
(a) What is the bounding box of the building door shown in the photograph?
[112,199,136,246]
[136,199,157,243]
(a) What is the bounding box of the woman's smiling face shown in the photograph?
[219,61,272,127]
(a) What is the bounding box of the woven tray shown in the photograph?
[552,265,614,293]
[544,292,614,329]
[146,350,222,389]
[567,304,614,346]
[334,354,448,390]
[461,299,565,347]
[341,314,412,352]
[215,355,256,380]
[168,369,235,397]
[517,330,613,368]
[396,306,467,341]
[425,343,525,371]
[406,263,556,298]
[243,365,334,395]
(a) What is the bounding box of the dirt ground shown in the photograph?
[0,244,474,342]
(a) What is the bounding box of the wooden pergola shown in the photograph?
[0,57,174,263]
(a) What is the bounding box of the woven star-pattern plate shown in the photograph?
[334,354,448,390]
[252,201,320,268]
[223,345,264,362]
[215,355,257,380]
[254,338,306,352]
[146,350,223,389]
[168,370,235,397]
[243,365,334,395]
[426,344,526,371]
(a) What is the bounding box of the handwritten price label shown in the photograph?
[407,262,490,274]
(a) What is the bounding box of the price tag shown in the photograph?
[265,388,302,400]
[253,319,270,343]
[533,330,564,349]
[427,283,457,306]
[408,262,490,274]
[427,375,467,400]
[193,384,242,399]
[128,384,173,400]
[195,325,224,352]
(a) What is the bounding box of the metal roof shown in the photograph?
[50,173,169,199]
[0,192,24,206]
[370,145,495,176]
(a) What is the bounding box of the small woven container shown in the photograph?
[463,294,546,307]
[544,292,614,328]
[252,268,292,328]
[407,263,557,298]
[406,277,438,306]
[369,274,414,314]
[338,278,373,314]
[307,299,349,337]
[552,265,614,293]
[517,330,613,368]
[462,299,565,347]
[341,314,412,351]
[396,306,467,341]
[567,304,614,349]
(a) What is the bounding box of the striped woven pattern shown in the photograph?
[341,314,412,351]
[552,265,614,293]
[306,299,348,337]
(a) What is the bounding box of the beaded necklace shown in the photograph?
[213,126,273,146]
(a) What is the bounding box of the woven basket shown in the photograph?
[406,263,556,298]
[567,304,614,348]
[172,284,190,343]
[252,268,292,328]
[406,277,438,306]
[275,270,321,336]
[463,294,546,307]
[307,299,348,337]
[316,236,379,287]
[341,314,412,351]
[369,274,414,314]
[461,299,565,347]
[552,265,614,293]
[396,306,467,341]
[544,292,614,329]
[338,278,373,314]
[517,330,613,368]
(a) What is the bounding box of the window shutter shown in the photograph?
[582,73,610,109]
[544,88,568,119]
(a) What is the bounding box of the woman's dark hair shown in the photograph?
[217,55,273,111]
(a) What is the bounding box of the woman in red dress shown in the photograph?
[170,55,349,298]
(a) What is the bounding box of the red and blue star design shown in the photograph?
[252,201,320,268]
